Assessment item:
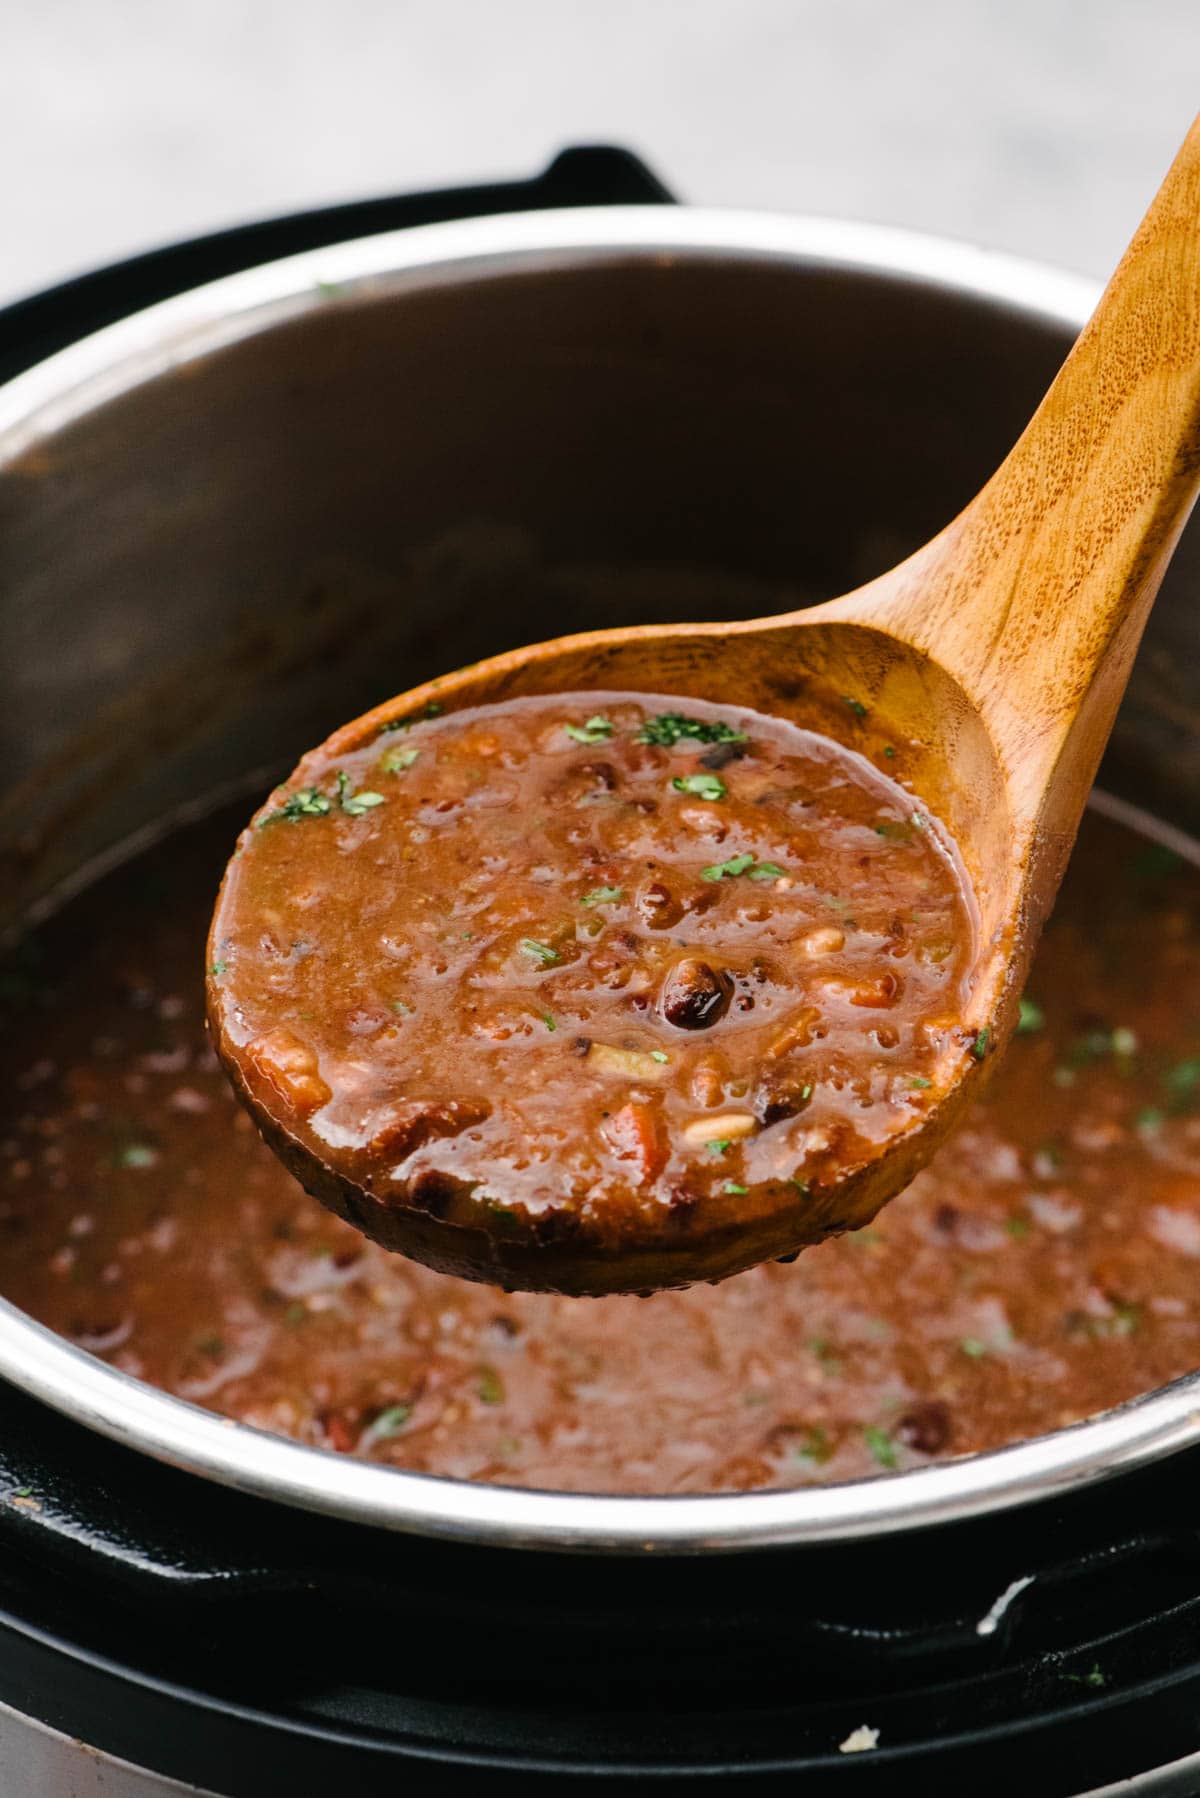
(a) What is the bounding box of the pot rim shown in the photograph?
[7,202,1183,1557]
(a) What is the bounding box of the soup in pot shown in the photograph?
[1,796,1198,1492]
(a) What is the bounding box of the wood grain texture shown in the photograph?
[210,117,1200,1293]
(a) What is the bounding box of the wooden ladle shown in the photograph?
[210,117,1200,1295]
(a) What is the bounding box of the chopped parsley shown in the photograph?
[908,1075,931,1089]
[581,886,623,907]
[723,1180,749,1195]
[565,715,614,744]
[794,1425,833,1465]
[960,1336,988,1358]
[382,746,420,773]
[539,1013,557,1031]
[116,1142,157,1169]
[208,959,227,977]
[842,696,868,719]
[882,745,896,759]
[703,853,754,881]
[1165,1057,1200,1104]
[369,1404,411,1437]
[637,713,747,748]
[1064,1663,1107,1689]
[650,1050,670,1064]
[380,700,443,733]
[1137,1106,1164,1133]
[335,770,385,816]
[477,1367,505,1405]
[1017,997,1044,1033]
[256,785,331,826]
[863,1425,897,1469]
[520,939,559,965]
[972,1027,992,1060]
[701,854,787,883]
[706,1139,732,1155]
[790,1177,811,1195]
[672,772,727,801]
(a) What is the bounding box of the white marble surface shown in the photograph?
[2,0,1198,305]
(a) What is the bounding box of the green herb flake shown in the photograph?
[581,886,623,907]
[116,1142,157,1169]
[672,772,727,801]
[972,1026,992,1061]
[883,745,896,759]
[863,1425,898,1469]
[790,1178,811,1195]
[706,1138,732,1155]
[283,1302,307,1326]
[520,939,560,965]
[539,1013,557,1032]
[842,696,868,719]
[702,853,754,882]
[650,1050,670,1064]
[370,1404,411,1437]
[391,999,414,1015]
[382,746,420,774]
[257,785,332,827]
[1064,1663,1107,1689]
[960,1336,988,1359]
[335,770,386,816]
[908,1075,932,1089]
[1006,1215,1031,1239]
[477,1367,505,1405]
[208,959,227,977]
[565,715,615,744]
[794,1425,833,1465]
[637,713,747,748]
[13,1487,33,1499]
[1017,997,1044,1034]
[701,852,787,883]
[1165,1057,1200,1105]
[1137,1106,1164,1133]
[723,1180,749,1195]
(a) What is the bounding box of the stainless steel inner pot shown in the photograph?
[3,206,1200,1555]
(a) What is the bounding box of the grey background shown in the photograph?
[2,0,1198,306]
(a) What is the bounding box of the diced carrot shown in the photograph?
[602,1101,666,1184]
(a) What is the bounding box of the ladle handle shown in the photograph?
[839,113,1200,834]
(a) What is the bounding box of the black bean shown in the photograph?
[896,1400,952,1456]
[753,1067,813,1125]
[660,959,733,1030]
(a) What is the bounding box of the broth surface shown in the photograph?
[208,693,976,1288]
[2,801,1199,1491]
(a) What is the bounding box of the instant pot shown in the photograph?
[4,145,1200,1795]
